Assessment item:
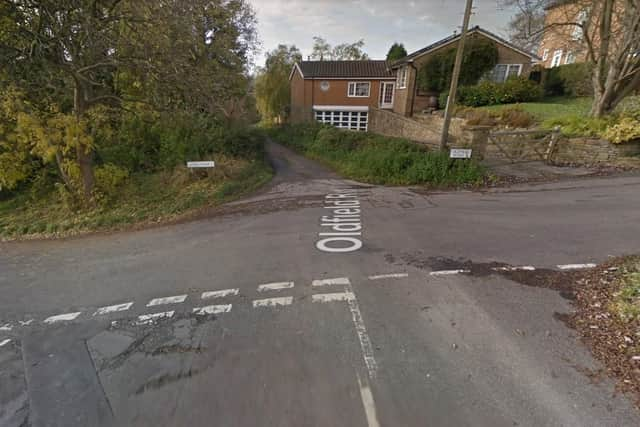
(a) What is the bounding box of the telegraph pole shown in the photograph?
[440,0,474,150]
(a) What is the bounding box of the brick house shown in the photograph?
[289,27,538,129]
[390,26,539,117]
[289,60,396,131]
[538,0,626,68]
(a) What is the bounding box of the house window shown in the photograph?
[314,109,368,131]
[542,49,550,61]
[572,10,588,40]
[565,51,576,64]
[551,50,563,67]
[489,64,522,83]
[396,66,408,89]
[347,82,371,97]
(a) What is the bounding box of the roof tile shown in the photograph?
[297,60,394,78]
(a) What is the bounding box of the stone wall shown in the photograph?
[552,137,640,164]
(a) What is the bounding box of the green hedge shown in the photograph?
[444,78,543,108]
[544,63,593,97]
[269,124,485,186]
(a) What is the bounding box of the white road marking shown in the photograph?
[368,273,409,280]
[0,339,11,348]
[146,295,188,307]
[93,302,133,316]
[19,319,34,326]
[357,373,381,427]
[493,266,536,272]
[345,282,378,380]
[258,282,294,292]
[430,269,470,276]
[252,297,293,308]
[312,277,351,287]
[557,263,597,270]
[193,304,232,315]
[44,312,82,324]
[201,288,239,300]
[136,311,175,325]
[0,324,12,331]
[312,292,356,303]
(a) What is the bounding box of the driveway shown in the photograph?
[1,141,640,426]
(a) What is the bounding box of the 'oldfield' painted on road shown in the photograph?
[316,190,363,253]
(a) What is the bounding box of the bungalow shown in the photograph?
[289,26,539,130]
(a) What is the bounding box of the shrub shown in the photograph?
[455,78,543,107]
[544,63,593,97]
[543,115,615,137]
[603,117,640,144]
[494,108,536,128]
[94,163,129,199]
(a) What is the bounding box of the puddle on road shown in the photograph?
[393,252,579,300]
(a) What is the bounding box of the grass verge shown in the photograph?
[268,124,486,186]
[0,156,272,241]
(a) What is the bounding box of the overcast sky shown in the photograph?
[252,0,519,66]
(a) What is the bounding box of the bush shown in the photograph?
[455,78,543,107]
[603,117,640,144]
[269,124,485,186]
[544,63,593,97]
[457,107,535,128]
[94,163,129,199]
[542,115,615,137]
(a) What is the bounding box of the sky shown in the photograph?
[251,0,519,67]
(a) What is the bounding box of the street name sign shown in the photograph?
[450,149,472,159]
[187,161,215,168]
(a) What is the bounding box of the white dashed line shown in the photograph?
[252,297,293,308]
[94,302,133,316]
[201,289,239,300]
[368,273,408,280]
[193,304,232,315]
[19,319,34,326]
[0,339,11,348]
[0,324,12,331]
[146,295,188,307]
[345,282,378,380]
[312,277,351,287]
[312,292,356,303]
[258,282,294,292]
[136,311,175,325]
[430,270,470,276]
[493,266,536,272]
[357,373,381,427]
[557,263,597,270]
[44,312,82,324]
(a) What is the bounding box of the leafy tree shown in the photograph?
[255,45,302,123]
[0,0,257,200]
[386,43,408,62]
[417,37,499,93]
[310,37,369,60]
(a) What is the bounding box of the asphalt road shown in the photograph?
[2,141,640,426]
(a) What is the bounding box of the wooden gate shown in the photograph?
[487,129,561,163]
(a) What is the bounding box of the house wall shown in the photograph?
[393,33,535,117]
[289,74,395,123]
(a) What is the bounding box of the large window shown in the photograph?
[347,82,371,97]
[396,66,408,89]
[572,10,588,40]
[565,51,576,64]
[314,109,368,131]
[551,50,563,67]
[489,64,522,83]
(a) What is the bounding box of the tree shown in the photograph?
[386,43,408,62]
[0,0,257,199]
[501,0,548,52]
[255,45,302,123]
[310,37,369,60]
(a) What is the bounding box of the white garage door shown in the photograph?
[314,108,368,131]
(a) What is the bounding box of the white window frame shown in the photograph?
[572,10,588,40]
[347,81,371,98]
[551,50,563,67]
[490,64,523,83]
[396,66,408,89]
[565,51,576,64]
[542,48,549,61]
[313,107,369,131]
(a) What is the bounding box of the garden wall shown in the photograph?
[552,138,640,164]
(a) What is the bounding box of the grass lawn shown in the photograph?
[477,96,593,123]
[0,157,272,240]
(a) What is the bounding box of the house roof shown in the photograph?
[391,26,540,68]
[291,60,395,79]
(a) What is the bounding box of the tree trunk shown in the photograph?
[73,82,95,200]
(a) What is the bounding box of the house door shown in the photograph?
[380,82,394,109]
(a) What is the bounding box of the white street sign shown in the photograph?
[450,149,472,159]
[187,161,215,168]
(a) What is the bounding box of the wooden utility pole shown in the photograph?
[440,0,474,150]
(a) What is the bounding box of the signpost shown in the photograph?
[187,161,215,168]
[449,149,472,159]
